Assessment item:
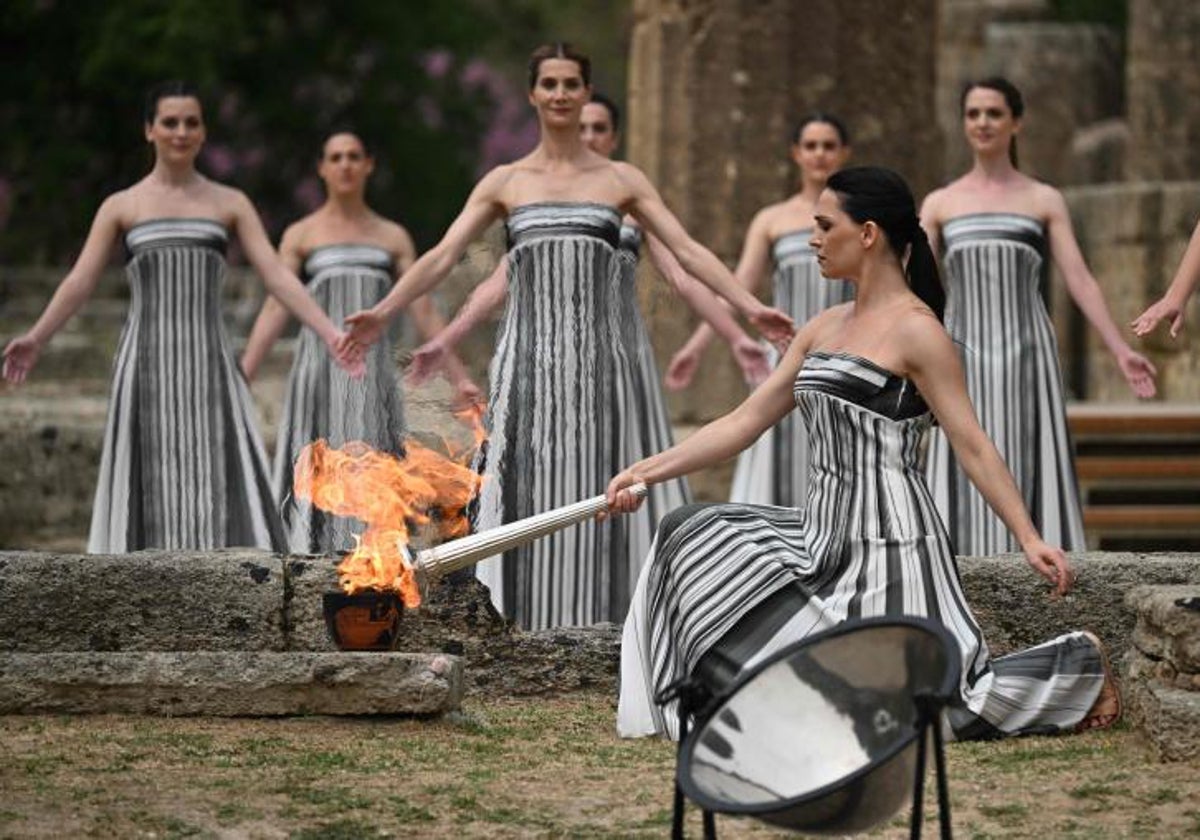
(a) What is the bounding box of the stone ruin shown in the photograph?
[1124,585,1200,761]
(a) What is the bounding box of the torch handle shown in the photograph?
[415,482,648,578]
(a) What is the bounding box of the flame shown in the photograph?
[293,434,484,608]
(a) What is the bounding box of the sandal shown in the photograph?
[1075,631,1121,733]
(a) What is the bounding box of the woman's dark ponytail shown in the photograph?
[827,166,945,322]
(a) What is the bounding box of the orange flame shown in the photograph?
[293,434,484,609]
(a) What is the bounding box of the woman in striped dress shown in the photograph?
[341,44,793,630]
[1,82,360,552]
[666,115,852,508]
[922,77,1157,555]
[239,131,478,553]
[606,166,1120,740]
[406,93,771,574]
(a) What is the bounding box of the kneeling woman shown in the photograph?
[605,166,1119,740]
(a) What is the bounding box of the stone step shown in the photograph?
[0,651,462,716]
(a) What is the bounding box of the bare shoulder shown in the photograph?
[278,215,313,250]
[919,184,953,222]
[895,306,956,370]
[610,159,652,190]
[379,218,417,258]
[1030,179,1068,216]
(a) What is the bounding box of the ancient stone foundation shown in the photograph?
[1123,585,1200,762]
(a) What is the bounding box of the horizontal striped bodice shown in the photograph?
[771,228,815,269]
[942,212,1045,255]
[124,218,230,329]
[506,202,622,250]
[302,243,395,286]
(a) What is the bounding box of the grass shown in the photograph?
[1,695,1197,838]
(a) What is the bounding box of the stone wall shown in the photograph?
[1126,0,1200,181]
[1056,181,1200,401]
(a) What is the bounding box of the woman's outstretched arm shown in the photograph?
[605,311,827,515]
[239,223,305,381]
[343,168,509,349]
[3,194,123,383]
[1044,188,1157,398]
[618,162,794,346]
[904,311,1074,595]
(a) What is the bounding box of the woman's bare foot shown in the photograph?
[1075,631,1121,733]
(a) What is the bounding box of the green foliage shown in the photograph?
[1048,0,1127,31]
[0,1,523,261]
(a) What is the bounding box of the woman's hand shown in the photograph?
[406,338,448,386]
[1022,539,1075,596]
[453,376,484,412]
[746,304,795,349]
[2,334,44,384]
[1131,295,1186,340]
[664,346,701,391]
[1115,347,1157,399]
[342,307,388,352]
[327,331,366,379]
[601,469,649,519]
[731,337,772,386]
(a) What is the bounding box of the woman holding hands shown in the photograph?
[341,44,793,630]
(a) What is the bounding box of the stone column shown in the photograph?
[627,0,941,450]
[1126,0,1200,180]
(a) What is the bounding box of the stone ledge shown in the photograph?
[0,550,285,653]
[955,553,1200,662]
[0,651,462,716]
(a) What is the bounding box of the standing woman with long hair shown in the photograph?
[665,114,852,508]
[342,44,793,630]
[239,130,479,553]
[1,82,360,552]
[922,77,1157,555]
[405,91,771,567]
[606,166,1119,741]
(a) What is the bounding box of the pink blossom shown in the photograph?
[202,145,237,179]
[422,49,452,80]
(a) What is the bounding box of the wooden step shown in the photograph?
[1068,403,1200,438]
[1076,455,1200,482]
[1083,506,1200,531]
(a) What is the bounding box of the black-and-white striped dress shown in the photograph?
[274,244,406,553]
[730,229,853,507]
[614,223,692,565]
[618,351,1103,740]
[925,213,1086,554]
[88,218,285,552]
[474,203,652,630]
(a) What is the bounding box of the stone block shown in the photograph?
[1122,661,1200,763]
[0,651,462,716]
[1126,0,1200,181]
[1067,119,1128,185]
[1126,585,1200,673]
[0,550,286,652]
